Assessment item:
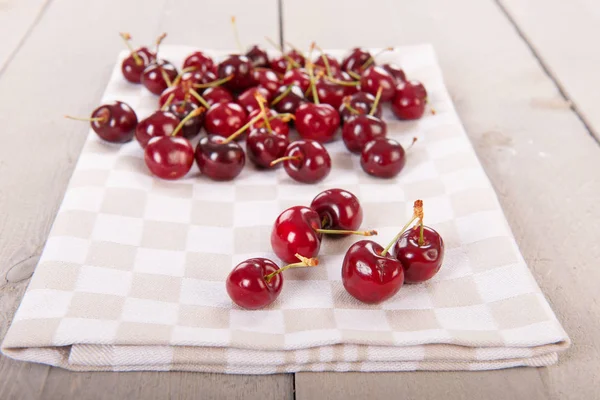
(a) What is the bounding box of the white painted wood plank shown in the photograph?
[283,0,600,399]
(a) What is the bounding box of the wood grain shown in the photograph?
[0,0,291,399]
[283,0,600,399]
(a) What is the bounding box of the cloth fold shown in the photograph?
[1,45,569,373]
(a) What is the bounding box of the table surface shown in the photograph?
[1,0,599,399]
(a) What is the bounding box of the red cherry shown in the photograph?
[245,45,269,68]
[271,85,306,114]
[342,240,404,304]
[339,92,382,123]
[167,101,204,139]
[394,225,444,283]
[248,109,291,137]
[271,206,322,263]
[282,68,311,93]
[141,60,178,95]
[391,81,428,120]
[226,258,283,309]
[341,48,371,75]
[314,53,341,77]
[360,138,406,178]
[144,136,194,180]
[342,114,387,153]
[135,110,180,148]
[270,140,331,183]
[310,188,363,232]
[202,86,234,107]
[251,68,281,96]
[237,87,272,115]
[158,84,200,108]
[204,102,247,138]
[287,49,306,67]
[217,55,254,92]
[339,72,360,96]
[381,63,406,84]
[183,51,215,74]
[119,33,155,83]
[246,127,289,169]
[66,101,138,143]
[313,78,346,109]
[295,103,340,143]
[360,66,396,102]
[195,135,245,181]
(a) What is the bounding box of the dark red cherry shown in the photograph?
[217,55,254,92]
[246,127,289,168]
[251,68,281,96]
[135,110,180,148]
[204,102,247,138]
[226,258,283,309]
[121,47,155,83]
[339,71,360,96]
[339,92,382,122]
[271,85,306,114]
[393,225,444,283]
[295,103,340,143]
[314,78,346,109]
[391,80,427,120]
[183,51,215,74]
[237,87,272,115]
[271,206,322,263]
[248,109,290,137]
[158,84,200,108]
[288,50,306,67]
[68,101,137,143]
[342,240,404,304]
[144,136,194,180]
[341,48,371,75]
[269,56,289,75]
[342,114,387,153]
[245,45,269,68]
[360,66,396,102]
[168,101,204,139]
[381,63,406,84]
[272,140,331,183]
[202,86,234,107]
[195,135,245,181]
[314,54,341,77]
[360,138,406,178]
[310,188,363,232]
[269,50,305,74]
[282,68,311,93]
[141,60,178,95]
[179,69,206,88]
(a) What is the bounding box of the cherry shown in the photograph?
[270,140,331,183]
[143,108,202,180]
[168,101,204,139]
[339,92,383,123]
[142,60,178,95]
[237,86,272,115]
[179,73,233,98]
[65,101,138,143]
[158,83,200,108]
[361,138,407,178]
[287,49,306,67]
[248,109,291,137]
[342,114,387,153]
[251,68,281,96]
[202,86,234,106]
[204,102,247,138]
[310,188,363,232]
[135,110,180,148]
[271,85,306,114]
[391,80,428,120]
[341,48,371,75]
[217,55,254,93]
[339,71,360,96]
[119,33,155,83]
[282,69,311,93]
[246,45,269,68]
[314,77,347,109]
[267,43,305,74]
[360,66,396,102]
[392,200,444,283]
[247,127,289,169]
[314,53,341,77]
[381,63,406,84]
[226,255,318,309]
[182,51,215,74]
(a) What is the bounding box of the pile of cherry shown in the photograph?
[68,27,432,182]
[227,188,445,309]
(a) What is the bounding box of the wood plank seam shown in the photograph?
[494,0,600,146]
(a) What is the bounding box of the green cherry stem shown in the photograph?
[381,200,424,256]
[170,107,205,137]
[347,70,361,80]
[221,111,266,143]
[189,89,211,109]
[324,76,360,87]
[264,254,319,282]
[313,43,333,77]
[360,47,394,70]
[315,228,378,236]
[255,92,273,133]
[270,155,302,167]
[193,74,234,89]
[271,85,294,106]
[369,86,383,116]
[343,99,361,115]
[161,93,176,111]
[307,62,319,104]
[230,16,243,53]
[119,32,143,66]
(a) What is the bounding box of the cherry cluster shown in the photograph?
[227,189,444,309]
[67,22,432,182]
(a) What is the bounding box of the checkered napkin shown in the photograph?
[1,45,569,373]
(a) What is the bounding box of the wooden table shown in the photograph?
[1,0,599,398]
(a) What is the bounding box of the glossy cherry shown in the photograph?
[237,87,272,115]
[217,55,254,92]
[339,92,382,122]
[271,206,323,263]
[295,103,340,143]
[66,101,138,143]
[183,51,215,74]
[341,48,371,75]
[119,33,155,83]
[310,188,363,232]
[338,72,360,96]
[248,109,291,137]
[226,258,282,309]
[204,102,247,138]
[135,110,180,148]
[247,127,290,169]
[271,85,306,114]
[195,135,245,180]
[391,80,428,120]
[246,45,269,68]
[270,140,331,183]
[314,53,341,77]
[360,138,406,178]
[394,225,444,283]
[142,60,178,95]
[202,86,234,106]
[342,114,387,153]
[282,69,311,93]
[314,78,346,109]
[251,68,281,96]
[168,101,204,139]
[381,63,406,84]
[144,136,194,180]
[360,66,396,101]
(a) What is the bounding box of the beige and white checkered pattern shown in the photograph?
[1,45,569,373]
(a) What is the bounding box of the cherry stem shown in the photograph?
[155,33,167,57]
[381,200,424,256]
[162,93,176,111]
[172,66,198,86]
[189,89,211,109]
[221,111,266,144]
[230,16,243,53]
[269,155,302,167]
[265,36,283,53]
[171,107,204,137]
[361,47,394,70]
[270,113,295,122]
[271,85,294,106]
[255,92,272,134]
[369,86,383,116]
[307,62,320,104]
[347,70,361,80]
[314,43,333,78]
[119,32,142,66]
[264,254,319,282]
[427,98,436,115]
[315,228,378,236]
[265,36,301,68]
[193,74,233,89]
[160,67,173,87]
[64,115,106,123]
[324,76,359,87]
[343,100,361,115]
[405,137,418,151]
